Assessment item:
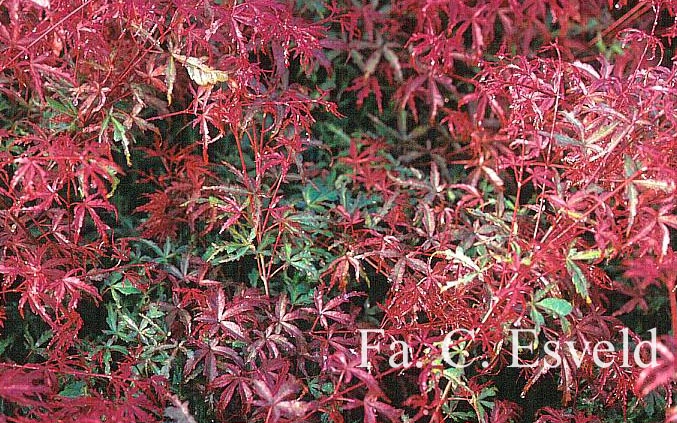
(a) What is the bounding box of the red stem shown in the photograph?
[670,277,677,338]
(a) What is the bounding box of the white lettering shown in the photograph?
[510,329,538,368]
[634,328,658,368]
[442,329,473,368]
[543,340,562,368]
[358,329,384,368]
[592,341,615,368]
[389,340,412,368]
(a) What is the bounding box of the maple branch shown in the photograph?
[5,0,93,69]
[670,276,677,338]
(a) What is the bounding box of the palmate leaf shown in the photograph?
[0,368,54,407]
[287,249,318,278]
[171,54,233,87]
[109,114,132,167]
[637,337,677,398]
[204,225,257,264]
[565,258,590,303]
[325,351,384,396]
[47,273,101,309]
[251,376,310,422]
[184,338,244,382]
[363,393,402,423]
[164,394,198,423]
[195,287,252,341]
[536,298,573,317]
[308,289,361,329]
[72,194,116,244]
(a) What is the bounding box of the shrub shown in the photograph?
[0,0,676,422]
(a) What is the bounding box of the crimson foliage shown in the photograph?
[0,0,676,422]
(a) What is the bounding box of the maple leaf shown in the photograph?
[184,338,243,382]
[10,155,48,192]
[307,290,361,330]
[157,291,193,339]
[362,393,402,423]
[636,337,677,398]
[135,191,188,239]
[341,393,402,423]
[164,394,198,423]
[0,368,54,407]
[346,74,383,113]
[325,351,383,395]
[72,194,116,244]
[248,328,297,362]
[251,375,311,423]
[195,286,252,341]
[489,400,522,423]
[269,294,306,341]
[211,365,255,413]
[46,272,102,309]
